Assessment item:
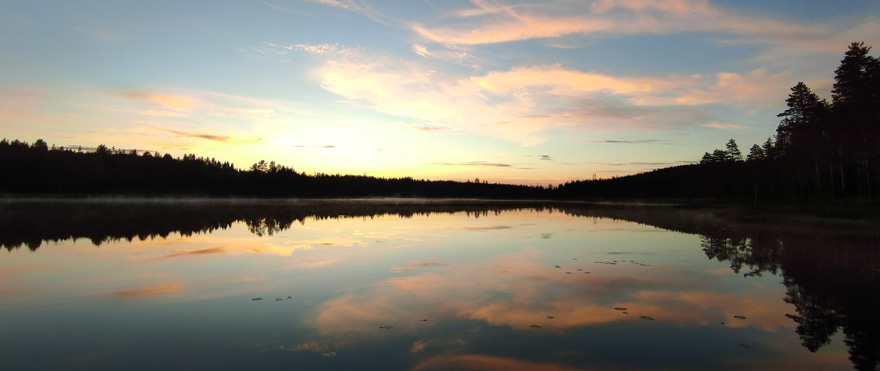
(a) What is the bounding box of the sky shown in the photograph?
[1,0,879,185]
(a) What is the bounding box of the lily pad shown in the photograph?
[554,265,561,268]
[565,272,572,274]
[577,268,583,271]
[419,319,428,322]
[572,258,578,260]
[529,324,542,329]
[378,325,394,330]
[613,307,627,311]
[251,297,263,301]
[733,315,747,320]
[275,298,283,302]
[322,352,337,358]
[639,315,654,321]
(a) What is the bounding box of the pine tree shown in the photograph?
[725,139,742,162]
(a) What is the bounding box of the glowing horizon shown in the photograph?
[1,0,878,185]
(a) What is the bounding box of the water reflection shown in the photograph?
[1,199,877,370]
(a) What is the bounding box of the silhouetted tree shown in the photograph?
[746,144,766,162]
[725,139,742,162]
[831,42,880,200]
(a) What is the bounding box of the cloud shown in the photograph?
[140,109,189,118]
[293,145,337,149]
[539,155,552,161]
[430,162,513,167]
[591,139,664,144]
[307,48,782,144]
[391,260,451,272]
[304,0,385,23]
[157,246,228,259]
[305,0,353,9]
[411,44,470,62]
[159,128,262,143]
[167,130,231,142]
[701,122,743,129]
[415,125,447,132]
[111,281,184,298]
[122,92,200,111]
[412,0,878,57]
[433,226,512,231]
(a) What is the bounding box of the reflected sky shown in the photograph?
[0,206,860,370]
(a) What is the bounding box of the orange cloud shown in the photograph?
[112,281,184,297]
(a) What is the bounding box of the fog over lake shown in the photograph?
[1,200,877,370]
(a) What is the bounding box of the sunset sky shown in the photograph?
[2,0,879,185]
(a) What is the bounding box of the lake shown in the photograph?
[1,199,878,370]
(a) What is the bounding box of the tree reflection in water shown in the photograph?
[2,200,878,370]
[697,220,880,371]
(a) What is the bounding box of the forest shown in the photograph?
[1,42,878,207]
[0,139,546,198]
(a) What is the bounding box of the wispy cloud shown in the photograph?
[163,128,262,143]
[701,122,743,129]
[434,226,513,231]
[412,0,877,57]
[293,145,337,149]
[157,246,228,259]
[122,92,200,111]
[112,281,184,297]
[416,126,447,132]
[140,109,189,118]
[391,260,451,272]
[304,0,386,24]
[305,0,354,9]
[591,139,665,144]
[430,161,513,168]
[116,89,308,130]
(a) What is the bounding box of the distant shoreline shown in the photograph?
[2,195,876,222]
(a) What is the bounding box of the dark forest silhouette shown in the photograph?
[0,140,546,198]
[1,43,878,207]
[3,200,878,370]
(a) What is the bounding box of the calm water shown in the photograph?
[1,200,878,370]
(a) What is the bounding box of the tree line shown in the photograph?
[559,42,880,207]
[0,138,547,198]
